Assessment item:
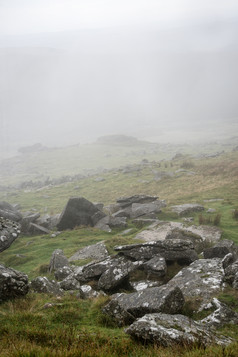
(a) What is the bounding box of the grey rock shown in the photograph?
[0,201,22,222]
[126,313,231,347]
[204,240,235,259]
[224,260,238,285]
[54,266,74,281]
[95,216,127,230]
[80,285,101,299]
[143,256,167,277]
[21,212,41,232]
[171,203,204,216]
[201,298,238,328]
[81,258,114,281]
[49,249,69,273]
[91,211,107,226]
[30,276,63,296]
[207,208,216,213]
[59,275,81,291]
[222,253,235,269]
[233,272,238,289]
[98,258,143,292]
[0,264,29,302]
[131,201,166,219]
[167,258,225,305]
[116,195,158,208]
[28,222,51,235]
[69,242,109,262]
[112,209,131,219]
[102,285,184,326]
[0,217,21,253]
[57,197,101,230]
[131,280,163,292]
[114,239,198,265]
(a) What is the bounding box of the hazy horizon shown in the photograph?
[0,1,238,158]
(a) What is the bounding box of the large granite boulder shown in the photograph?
[0,264,29,302]
[30,276,63,296]
[114,239,198,265]
[59,275,82,291]
[201,298,238,328]
[57,197,101,230]
[171,203,204,216]
[0,217,21,253]
[21,211,41,233]
[69,242,109,262]
[143,256,167,277]
[48,249,69,273]
[54,266,74,281]
[95,216,127,230]
[0,201,22,222]
[167,258,225,305]
[131,201,166,219]
[102,285,184,326]
[126,313,231,347]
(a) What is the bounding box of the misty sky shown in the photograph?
[0,1,238,156]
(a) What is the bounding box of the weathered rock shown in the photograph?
[81,258,114,281]
[131,201,166,219]
[54,266,74,281]
[224,260,238,285]
[91,211,107,226]
[131,280,163,292]
[80,285,101,299]
[222,253,235,269]
[0,201,22,222]
[49,249,69,273]
[95,216,127,230]
[171,203,204,216]
[201,298,238,328]
[232,272,238,289]
[57,197,101,230]
[116,195,158,208]
[0,217,21,253]
[143,256,167,277]
[36,214,60,230]
[167,258,225,305]
[204,240,235,259]
[114,239,198,265]
[102,285,184,326]
[112,209,131,219]
[21,212,41,232]
[98,258,143,291]
[132,218,159,228]
[0,264,29,302]
[30,277,63,296]
[69,242,108,262]
[126,313,231,346]
[59,275,82,291]
[29,222,51,235]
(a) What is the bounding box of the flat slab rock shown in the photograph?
[0,264,29,302]
[102,285,184,326]
[171,204,204,216]
[69,242,109,262]
[167,258,225,305]
[134,221,222,246]
[114,239,198,264]
[126,313,231,347]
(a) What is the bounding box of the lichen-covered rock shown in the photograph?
[0,201,22,222]
[59,275,81,291]
[49,249,69,273]
[80,285,101,299]
[143,256,167,277]
[114,239,198,265]
[0,217,21,253]
[167,258,225,305]
[201,298,238,328]
[102,285,184,326]
[98,258,143,292]
[131,280,163,292]
[125,313,231,347]
[30,277,63,296]
[224,260,238,285]
[131,201,166,219]
[0,264,29,302]
[69,242,108,262]
[54,266,74,281]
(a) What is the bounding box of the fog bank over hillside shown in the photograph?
[0,1,238,158]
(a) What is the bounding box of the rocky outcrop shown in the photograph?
[57,197,103,230]
[0,264,29,302]
[204,240,236,259]
[125,313,231,347]
[114,239,198,265]
[0,217,21,252]
[102,285,184,326]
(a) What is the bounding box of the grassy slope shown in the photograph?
[0,146,238,356]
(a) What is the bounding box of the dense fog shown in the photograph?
[0,1,238,157]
